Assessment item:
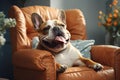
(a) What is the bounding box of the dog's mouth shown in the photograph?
[42,36,69,49]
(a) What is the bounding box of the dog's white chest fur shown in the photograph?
[55,44,84,67]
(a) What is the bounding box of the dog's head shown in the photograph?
[31,10,71,53]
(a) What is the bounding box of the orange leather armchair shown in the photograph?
[9,5,120,80]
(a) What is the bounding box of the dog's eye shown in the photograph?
[43,26,50,31]
[60,24,65,28]
[43,26,50,34]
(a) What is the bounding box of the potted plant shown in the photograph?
[98,0,120,45]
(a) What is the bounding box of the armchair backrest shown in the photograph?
[9,5,87,53]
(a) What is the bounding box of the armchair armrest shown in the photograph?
[12,49,56,80]
[91,45,120,80]
[90,45,119,67]
[12,49,55,70]
[115,49,120,80]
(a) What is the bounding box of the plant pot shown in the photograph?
[105,31,120,46]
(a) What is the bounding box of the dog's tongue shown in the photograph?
[55,36,67,43]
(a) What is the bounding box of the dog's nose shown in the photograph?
[53,27,64,36]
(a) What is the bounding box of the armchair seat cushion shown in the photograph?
[58,66,114,80]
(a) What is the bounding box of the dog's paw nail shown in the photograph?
[93,63,103,71]
[57,65,67,73]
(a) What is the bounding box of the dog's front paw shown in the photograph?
[93,63,103,71]
[57,65,67,73]
[88,63,103,71]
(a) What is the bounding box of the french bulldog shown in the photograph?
[31,10,103,73]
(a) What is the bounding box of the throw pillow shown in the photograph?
[32,37,39,49]
[70,40,95,59]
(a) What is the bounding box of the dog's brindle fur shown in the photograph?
[31,10,103,73]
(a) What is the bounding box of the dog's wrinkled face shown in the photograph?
[31,11,71,53]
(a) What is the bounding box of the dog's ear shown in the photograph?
[58,10,66,24]
[31,13,43,30]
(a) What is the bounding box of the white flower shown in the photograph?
[4,18,16,28]
[0,35,6,46]
[0,12,16,47]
